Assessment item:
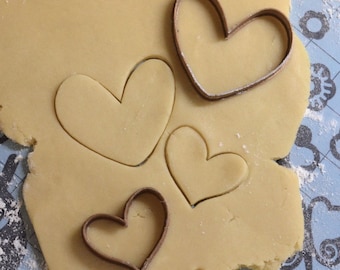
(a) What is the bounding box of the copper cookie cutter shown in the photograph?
[82,187,169,270]
[173,0,294,100]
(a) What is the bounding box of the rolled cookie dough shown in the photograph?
[0,0,309,269]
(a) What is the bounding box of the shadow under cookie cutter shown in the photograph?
[81,187,169,270]
[173,0,293,101]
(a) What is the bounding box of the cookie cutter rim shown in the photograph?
[172,0,294,101]
[81,187,169,270]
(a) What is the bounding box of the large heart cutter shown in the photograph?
[173,0,293,100]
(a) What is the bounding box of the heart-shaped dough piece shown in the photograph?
[166,126,248,206]
[55,59,175,166]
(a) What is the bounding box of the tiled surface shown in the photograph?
[0,0,340,269]
[282,0,340,269]
[0,137,46,269]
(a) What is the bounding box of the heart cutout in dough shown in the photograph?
[55,58,175,166]
[165,126,248,206]
[82,187,169,270]
[173,0,293,100]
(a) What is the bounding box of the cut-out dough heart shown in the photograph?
[173,0,293,100]
[55,58,175,166]
[166,126,248,206]
[82,188,169,270]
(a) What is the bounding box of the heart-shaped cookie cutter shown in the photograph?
[173,0,293,100]
[82,187,169,270]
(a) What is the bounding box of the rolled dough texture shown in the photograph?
[0,0,309,269]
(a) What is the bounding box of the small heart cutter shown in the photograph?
[82,187,169,270]
[173,0,293,100]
